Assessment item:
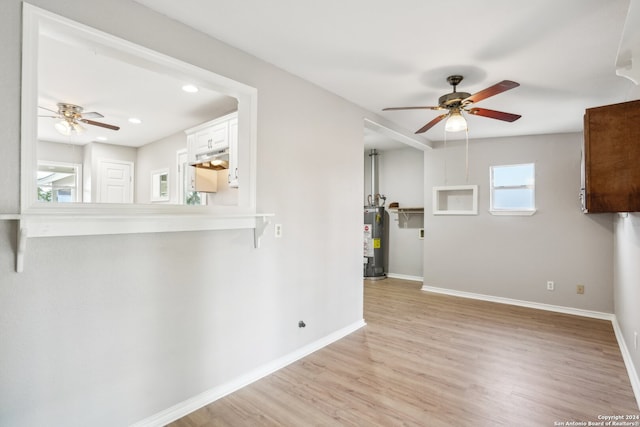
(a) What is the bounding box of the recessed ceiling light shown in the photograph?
[182,84,199,93]
[128,117,142,124]
[96,136,108,141]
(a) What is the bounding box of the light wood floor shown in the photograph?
[170,278,639,426]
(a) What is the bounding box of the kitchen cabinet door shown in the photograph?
[194,121,229,154]
[583,99,640,213]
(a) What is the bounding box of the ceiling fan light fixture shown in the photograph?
[445,110,467,132]
[54,119,72,136]
[72,121,85,134]
[54,118,85,136]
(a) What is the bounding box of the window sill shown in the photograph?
[0,211,274,273]
[489,209,537,216]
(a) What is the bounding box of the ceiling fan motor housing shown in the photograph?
[439,91,471,108]
[58,103,83,120]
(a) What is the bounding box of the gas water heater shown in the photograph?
[364,149,386,280]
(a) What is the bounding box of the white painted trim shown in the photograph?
[421,284,614,321]
[615,0,640,85]
[5,212,273,272]
[363,118,432,151]
[18,213,273,238]
[387,273,423,282]
[130,319,366,427]
[489,209,536,216]
[612,317,640,410]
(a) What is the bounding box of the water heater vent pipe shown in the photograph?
[368,149,386,207]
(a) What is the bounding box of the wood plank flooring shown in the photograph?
[170,278,639,426]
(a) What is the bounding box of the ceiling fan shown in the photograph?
[383,75,522,134]
[39,103,120,136]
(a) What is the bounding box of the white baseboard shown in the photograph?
[421,284,640,410]
[130,319,366,427]
[421,284,614,320]
[612,317,640,410]
[387,273,423,282]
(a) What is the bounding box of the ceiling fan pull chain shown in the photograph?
[443,129,448,185]
[465,129,469,183]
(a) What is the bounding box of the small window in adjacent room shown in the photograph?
[490,163,536,215]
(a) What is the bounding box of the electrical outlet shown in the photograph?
[274,224,283,238]
[577,284,585,294]
[546,281,555,291]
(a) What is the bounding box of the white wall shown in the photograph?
[364,147,424,278]
[423,132,614,313]
[614,213,640,384]
[613,82,640,399]
[38,140,84,165]
[0,1,369,426]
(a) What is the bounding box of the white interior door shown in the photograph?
[98,159,133,203]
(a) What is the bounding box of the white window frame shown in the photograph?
[489,163,536,216]
[37,160,83,203]
[150,168,170,203]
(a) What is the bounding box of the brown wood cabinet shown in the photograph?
[582,99,640,213]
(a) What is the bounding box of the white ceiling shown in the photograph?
[38,32,237,147]
[134,0,636,149]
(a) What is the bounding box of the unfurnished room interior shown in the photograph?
[1,1,640,426]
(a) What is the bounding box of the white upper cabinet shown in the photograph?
[186,112,237,164]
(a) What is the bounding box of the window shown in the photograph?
[150,169,170,202]
[490,163,536,215]
[37,161,82,203]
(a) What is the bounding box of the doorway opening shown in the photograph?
[363,120,428,282]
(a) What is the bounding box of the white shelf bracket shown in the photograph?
[16,226,27,273]
[254,215,270,248]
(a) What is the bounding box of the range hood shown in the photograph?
[191,148,229,170]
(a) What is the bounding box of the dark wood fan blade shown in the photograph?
[80,119,120,131]
[463,80,519,104]
[383,106,442,111]
[82,111,104,119]
[468,108,521,122]
[415,114,448,134]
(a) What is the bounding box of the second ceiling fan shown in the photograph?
[39,103,121,136]
[383,75,522,134]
